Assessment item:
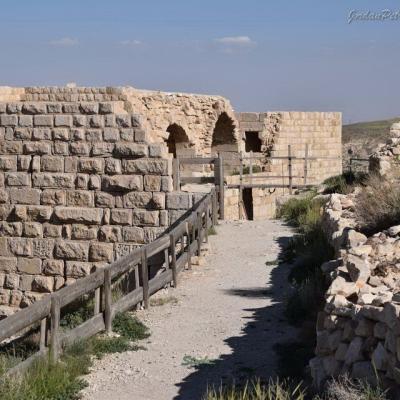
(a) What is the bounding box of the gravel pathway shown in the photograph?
[82,219,296,400]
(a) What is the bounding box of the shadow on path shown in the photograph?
[174,234,296,400]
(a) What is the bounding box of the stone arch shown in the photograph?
[165,123,191,158]
[211,112,238,155]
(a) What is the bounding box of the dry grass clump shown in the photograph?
[355,174,400,235]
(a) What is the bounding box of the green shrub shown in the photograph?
[323,171,368,194]
[112,312,150,341]
[205,379,306,400]
[355,174,400,235]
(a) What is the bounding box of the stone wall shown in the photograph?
[0,99,198,317]
[311,192,400,389]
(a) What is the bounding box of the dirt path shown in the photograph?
[82,219,296,400]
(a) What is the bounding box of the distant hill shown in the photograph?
[342,118,399,163]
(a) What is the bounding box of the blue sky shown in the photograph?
[0,1,400,123]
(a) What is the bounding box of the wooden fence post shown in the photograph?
[217,154,225,220]
[104,268,112,334]
[288,145,293,195]
[211,188,217,226]
[141,248,149,309]
[170,234,177,287]
[239,151,243,220]
[50,295,60,363]
[172,158,180,191]
[40,317,47,350]
[94,287,101,315]
[197,211,202,255]
[304,144,309,186]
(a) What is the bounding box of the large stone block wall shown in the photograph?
[0,100,195,317]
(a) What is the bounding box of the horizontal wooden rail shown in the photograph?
[0,188,217,378]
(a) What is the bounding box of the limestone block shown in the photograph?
[144,227,163,243]
[102,175,143,192]
[0,141,22,154]
[0,220,22,237]
[89,243,113,262]
[0,156,17,171]
[115,115,131,127]
[89,175,101,190]
[18,115,33,128]
[152,192,165,209]
[122,226,144,243]
[0,115,17,126]
[4,274,19,290]
[9,290,23,307]
[78,158,104,174]
[32,276,54,293]
[41,156,64,172]
[0,257,17,272]
[53,141,68,155]
[26,205,52,222]
[148,143,166,158]
[8,188,40,205]
[161,176,173,192]
[17,257,41,274]
[346,254,370,283]
[103,128,120,142]
[345,336,364,365]
[32,128,52,140]
[118,128,133,141]
[160,210,168,226]
[75,174,89,189]
[17,155,31,171]
[166,192,192,209]
[65,261,92,278]
[99,102,113,114]
[33,115,53,127]
[144,175,161,191]
[5,172,30,186]
[85,129,102,142]
[71,224,98,240]
[54,115,72,127]
[132,210,159,226]
[69,142,90,156]
[66,190,94,207]
[19,275,34,291]
[104,158,121,174]
[0,206,13,221]
[55,241,89,261]
[114,142,148,157]
[22,103,47,114]
[95,192,115,208]
[0,289,10,305]
[99,226,122,243]
[0,190,8,203]
[43,223,62,238]
[32,239,54,258]
[52,128,69,141]
[123,192,152,208]
[54,207,102,224]
[41,189,65,205]
[122,159,169,175]
[72,115,87,127]
[32,173,75,188]
[8,237,31,256]
[42,259,64,276]
[47,103,62,113]
[23,222,43,238]
[80,102,99,114]
[110,209,132,225]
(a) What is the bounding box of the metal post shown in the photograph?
[239,151,243,220]
[304,144,309,186]
[288,145,293,195]
[217,154,224,220]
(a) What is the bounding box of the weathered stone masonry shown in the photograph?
[0,99,196,317]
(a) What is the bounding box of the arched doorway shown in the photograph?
[211,112,237,156]
[165,124,190,158]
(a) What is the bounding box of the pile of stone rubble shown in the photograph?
[310,192,400,388]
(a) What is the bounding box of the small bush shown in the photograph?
[355,174,400,235]
[112,312,150,341]
[205,379,306,400]
[323,171,368,194]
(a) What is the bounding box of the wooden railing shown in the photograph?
[0,188,219,378]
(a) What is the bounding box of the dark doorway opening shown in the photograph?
[242,188,253,220]
[245,131,262,153]
[166,124,189,158]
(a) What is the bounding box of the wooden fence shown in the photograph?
[0,188,219,378]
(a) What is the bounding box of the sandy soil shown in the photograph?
[82,219,296,400]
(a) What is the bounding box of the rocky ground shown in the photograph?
[81,219,296,400]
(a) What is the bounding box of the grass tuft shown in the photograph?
[150,296,178,307]
[322,171,368,195]
[112,312,150,341]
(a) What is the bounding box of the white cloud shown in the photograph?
[49,37,79,47]
[120,39,142,46]
[214,36,255,46]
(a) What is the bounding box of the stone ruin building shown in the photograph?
[0,85,342,315]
